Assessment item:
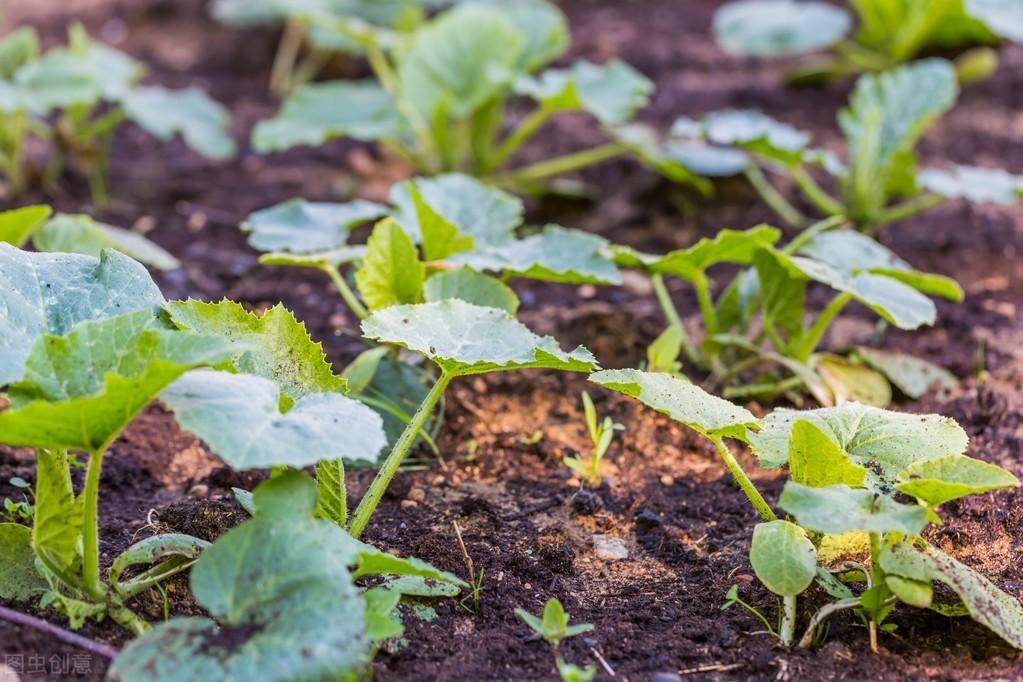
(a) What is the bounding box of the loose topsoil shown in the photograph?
[1,0,1022,680]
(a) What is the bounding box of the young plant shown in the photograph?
[0,24,234,205]
[713,0,1019,84]
[350,299,598,537]
[2,477,34,524]
[252,2,658,192]
[110,471,466,680]
[564,391,624,487]
[614,222,962,406]
[516,598,596,682]
[645,60,1023,232]
[211,0,435,95]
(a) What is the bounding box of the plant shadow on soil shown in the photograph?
[1,0,1022,679]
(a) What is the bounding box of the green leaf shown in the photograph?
[407,183,474,261]
[362,299,597,376]
[896,455,1019,506]
[815,354,892,407]
[753,248,807,347]
[351,545,467,588]
[109,472,372,681]
[788,419,867,488]
[165,299,346,401]
[517,59,652,125]
[750,402,968,489]
[33,449,82,576]
[454,225,621,285]
[260,246,367,270]
[713,0,852,56]
[390,174,522,247]
[749,520,817,597]
[252,80,404,152]
[355,218,425,311]
[0,246,165,386]
[676,110,811,165]
[0,27,40,79]
[242,198,388,253]
[122,86,236,160]
[485,0,568,72]
[919,165,1023,204]
[109,534,211,590]
[589,368,758,440]
[966,0,1023,41]
[210,0,280,26]
[160,370,386,470]
[612,124,716,193]
[0,205,51,247]
[646,325,683,374]
[881,542,1023,647]
[839,59,958,214]
[316,459,348,527]
[397,5,523,119]
[856,347,957,399]
[779,482,930,535]
[423,269,519,314]
[641,225,782,282]
[33,214,180,271]
[0,312,237,452]
[0,523,47,600]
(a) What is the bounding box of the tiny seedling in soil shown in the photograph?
[564,390,624,487]
[712,0,1018,84]
[516,598,596,682]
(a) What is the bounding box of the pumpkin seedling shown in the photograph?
[516,598,596,682]
[564,391,624,487]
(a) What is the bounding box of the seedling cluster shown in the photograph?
[1,1,1022,679]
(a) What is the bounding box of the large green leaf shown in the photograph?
[839,59,958,212]
[453,225,621,285]
[919,165,1023,204]
[466,0,568,72]
[424,269,520,314]
[33,214,180,271]
[407,183,474,261]
[749,520,817,597]
[242,198,388,253]
[966,0,1023,41]
[751,402,968,489]
[362,299,597,376]
[0,523,47,600]
[896,455,1018,506]
[788,419,867,488]
[122,86,236,160]
[252,80,404,152]
[779,482,930,535]
[0,205,51,247]
[0,311,236,452]
[397,5,523,119]
[109,472,372,681]
[881,542,1023,648]
[589,368,758,441]
[355,218,425,311]
[619,225,781,283]
[165,299,346,401]
[713,0,852,56]
[0,246,164,386]
[753,247,807,347]
[517,59,652,125]
[390,174,522,246]
[160,370,386,470]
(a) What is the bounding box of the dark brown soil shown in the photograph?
[1,0,1022,680]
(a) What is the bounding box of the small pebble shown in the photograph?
[660,474,674,486]
[400,500,418,509]
[188,484,209,497]
[592,534,629,561]
[407,487,426,503]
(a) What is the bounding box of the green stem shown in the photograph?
[710,437,776,522]
[743,164,808,229]
[693,274,718,335]
[349,372,453,538]
[107,601,149,636]
[789,164,844,217]
[724,376,804,400]
[355,394,441,457]
[780,595,797,646]
[321,264,369,320]
[874,193,946,229]
[781,215,848,255]
[270,21,306,96]
[491,142,627,188]
[82,449,106,600]
[651,274,700,365]
[798,597,860,648]
[797,291,852,361]
[487,106,554,172]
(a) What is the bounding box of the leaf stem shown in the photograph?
[709,436,776,522]
[491,142,627,188]
[743,164,808,229]
[723,376,804,400]
[488,106,555,172]
[874,193,946,229]
[349,371,452,538]
[798,597,860,648]
[789,164,844,216]
[781,215,848,255]
[82,449,106,600]
[693,273,718,336]
[797,291,852,361]
[270,20,306,96]
[780,595,797,646]
[651,274,700,365]
[321,264,369,320]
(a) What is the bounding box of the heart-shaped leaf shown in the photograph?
[33,214,180,270]
[242,199,388,254]
[161,370,386,470]
[589,368,758,440]
[424,269,520,314]
[0,246,164,386]
[749,520,817,597]
[355,218,425,312]
[896,455,1019,506]
[616,225,781,283]
[788,419,867,488]
[362,300,597,376]
[713,0,851,56]
[780,482,930,535]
